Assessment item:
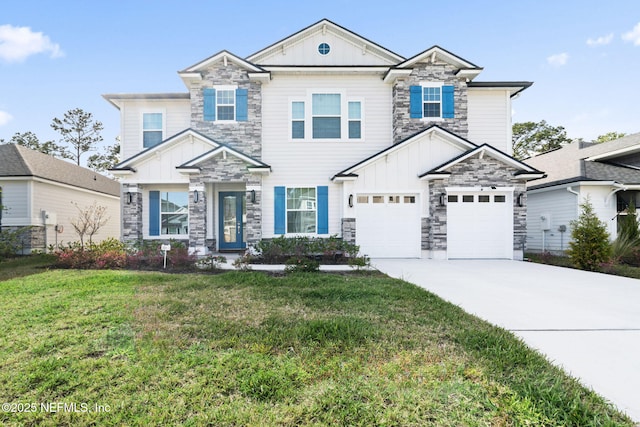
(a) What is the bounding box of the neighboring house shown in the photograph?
[0,144,121,253]
[105,19,543,259]
[525,133,640,253]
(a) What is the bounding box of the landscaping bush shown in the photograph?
[0,227,33,259]
[567,198,611,271]
[284,256,320,273]
[255,235,359,264]
[126,240,196,270]
[54,239,127,269]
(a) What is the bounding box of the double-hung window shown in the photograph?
[348,101,361,139]
[203,86,248,122]
[286,187,317,233]
[143,113,163,148]
[160,192,188,235]
[292,102,305,139]
[410,84,455,120]
[312,94,341,139]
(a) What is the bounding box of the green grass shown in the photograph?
[0,269,633,426]
[0,254,56,281]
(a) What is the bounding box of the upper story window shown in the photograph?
[410,84,455,120]
[203,86,248,122]
[143,113,163,148]
[291,92,363,141]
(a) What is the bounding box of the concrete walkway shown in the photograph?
[372,258,640,422]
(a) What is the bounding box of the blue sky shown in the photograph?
[1,0,640,160]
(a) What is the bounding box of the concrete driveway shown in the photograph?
[372,258,640,422]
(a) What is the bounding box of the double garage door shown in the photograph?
[354,191,513,259]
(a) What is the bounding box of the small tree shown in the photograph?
[70,202,110,248]
[568,197,611,271]
[51,108,104,166]
[619,199,639,243]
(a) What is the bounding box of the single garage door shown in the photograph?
[356,194,421,258]
[447,191,513,259]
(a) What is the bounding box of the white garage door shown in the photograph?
[447,192,513,259]
[356,194,421,258]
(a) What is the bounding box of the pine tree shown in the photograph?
[568,197,611,271]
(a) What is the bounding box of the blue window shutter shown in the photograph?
[236,88,248,121]
[149,191,160,236]
[442,85,455,118]
[317,186,328,234]
[410,86,423,118]
[274,186,286,234]
[203,88,216,121]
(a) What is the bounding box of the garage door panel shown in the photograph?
[447,192,512,259]
[356,194,420,258]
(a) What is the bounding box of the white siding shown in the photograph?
[120,99,190,160]
[261,73,392,237]
[467,90,511,154]
[526,184,617,253]
[31,180,120,248]
[0,180,30,225]
[256,31,394,66]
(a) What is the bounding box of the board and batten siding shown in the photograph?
[260,73,393,238]
[467,90,512,155]
[120,99,191,160]
[31,180,120,249]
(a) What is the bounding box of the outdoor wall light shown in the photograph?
[517,192,524,207]
[193,190,199,203]
[250,189,256,203]
[126,192,133,204]
[438,192,446,207]
[348,194,354,208]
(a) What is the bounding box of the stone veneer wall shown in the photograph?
[341,218,356,244]
[1,225,45,254]
[392,63,468,143]
[188,62,262,159]
[426,155,528,253]
[188,154,262,251]
[122,185,142,242]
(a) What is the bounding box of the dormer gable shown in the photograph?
[384,46,483,83]
[246,19,404,66]
[178,50,270,86]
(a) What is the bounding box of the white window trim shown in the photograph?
[285,186,318,235]
[159,190,189,237]
[288,91,364,142]
[140,109,166,150]
[420,82,444,122]
[214,85,238,123]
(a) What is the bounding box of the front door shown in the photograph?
[219,192,246,250]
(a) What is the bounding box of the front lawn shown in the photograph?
[0,270,632,426]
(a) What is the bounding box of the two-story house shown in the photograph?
[105,19,543,259]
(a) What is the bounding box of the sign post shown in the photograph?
[161,244,171,269]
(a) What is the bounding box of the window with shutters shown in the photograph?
[410,83,454,120]
[203,86,248,122]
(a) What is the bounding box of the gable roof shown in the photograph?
[0,144,120,196]
[467,81,533,98]
[111,128,270,173]
[420,144,545,180]
[246,19,405,66]
[525,133,640,189]
[332,125,477,180]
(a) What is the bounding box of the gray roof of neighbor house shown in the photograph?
[0,144,120,196]
[525,132,640,190]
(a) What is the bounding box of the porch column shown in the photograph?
[122,184,142,243]
[189,185,206,254]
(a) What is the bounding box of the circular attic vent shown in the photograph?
[318,43,331,55]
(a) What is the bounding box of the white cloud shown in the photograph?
[587,33,614,46]
[0,24,64,63]
[622,22,640,45]
[547,52,569,67]
[0,110,13,126]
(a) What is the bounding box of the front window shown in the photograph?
[312,94,341,139]
[423,87,441,118]
[161,192,188,235]
[287,187,316,233]
[217,90,235,121]
[143,113,163,148]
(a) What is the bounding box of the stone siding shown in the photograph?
[341,218,356,244]
[122,185,142,242]
[392,62,468,143]
[1,225,45,254]
[188,62,262,159]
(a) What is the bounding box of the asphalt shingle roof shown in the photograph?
[0,144,120,196]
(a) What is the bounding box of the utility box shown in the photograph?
[42,211,57,225]
[540,213,551,231]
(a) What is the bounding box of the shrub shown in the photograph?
[284,256,320,273]
[256,235,360,264]
[618,199,640,243]
[567,197,611,271]
[126,240,196,270]
[0,227,31,259]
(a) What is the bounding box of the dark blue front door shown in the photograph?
[219,192,245,250]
